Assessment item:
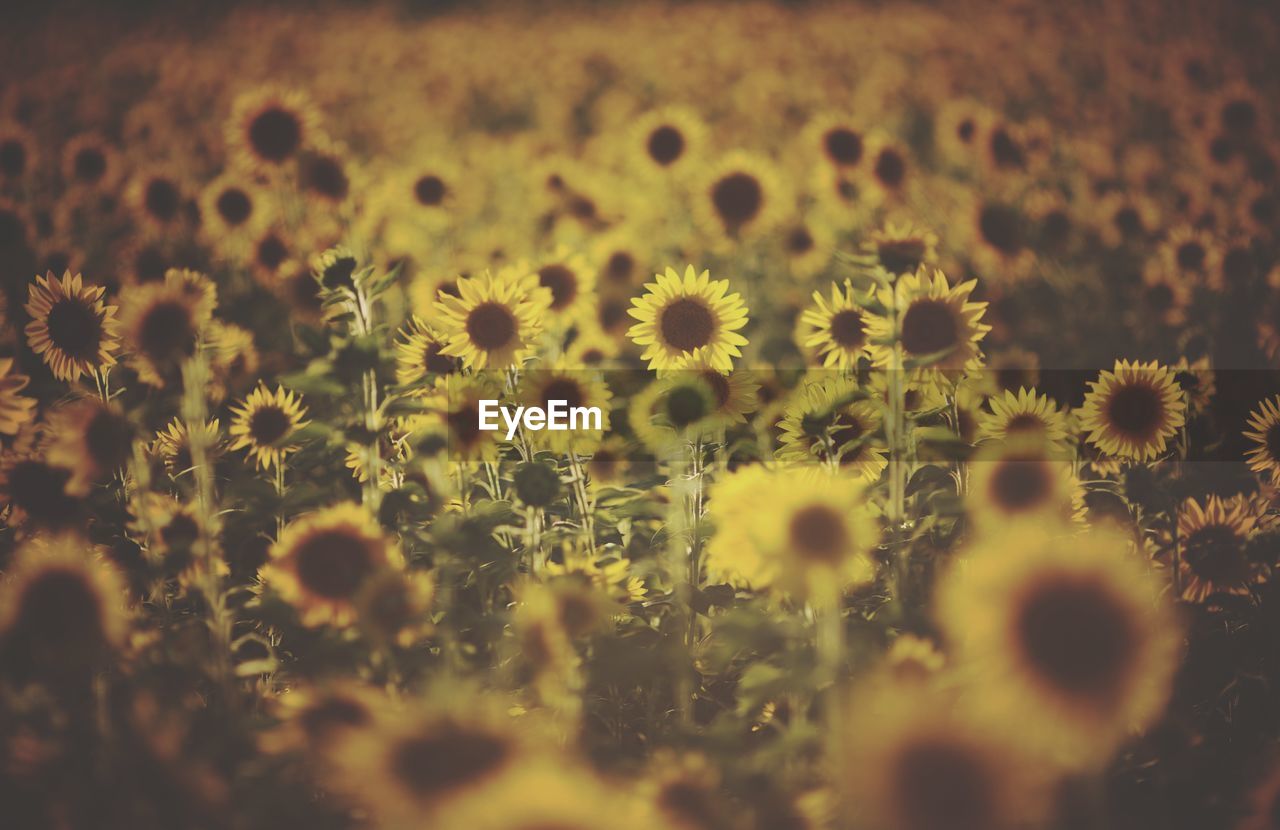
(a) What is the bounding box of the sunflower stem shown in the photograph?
[568,451,596,554]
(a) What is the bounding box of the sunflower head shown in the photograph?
[967,436,1081,535]
[868,267,990,379]
[229,384,309,471]
[435,269,544,371]
[45,397,135,495]
[1168,495,1265,604]
[118,271,215,387]
[24,270,121,382]
[775,376,887,482]
[1078,359,1186,463]
[228,86,318,172]
[627,265,749,373]
[798,279,873,369]
[1244,395,1280,478]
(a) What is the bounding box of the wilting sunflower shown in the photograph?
[1078,360,1186,463]
[45,398,134,495]
[1244,395,1280,478]
[118,271,215,387]
[937,526,1181,768]
[775,376,887,482]
[229,384,310,471]
[627,265,749,373]
[227,86,320,173]
[966,437,1082,536]
[394,315,459,388]
[861,219,940,277]
[1163,495,1266,603]
[0,358,35,435]
[263,502,402,627]
[24,270,121,383]
[695,151,786,241]
[977,387,1070,447]
[841,684,1051,830]
[867,267,990,377]
[798,279,873,369]
[152,417,223,478]
[435,269,544,371]
[707,465,877,601]
[0,534,128,679]
[517,358,612,454]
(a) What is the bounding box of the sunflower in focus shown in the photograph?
[0,358,35,435]
[436,269,544,371]
[227,86,319,173]
[1164,495,1266,603]
[229,384,309,471]
[263,502,402,627]
[24,270,121,383]
[706,466,877,602]
[937,526,1181,768]
[798,279,872,369]
[867,267,990,377]
[394,315,459,388]
[775,376,887,481]
[1078,360,1186,462]
[118,270,216,387]
[627,265,749,373]
[977,387,1070,447]
[1244,395,1280,478]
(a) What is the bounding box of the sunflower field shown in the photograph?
[1,1,1280,828]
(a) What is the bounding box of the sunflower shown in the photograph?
[259,681,388,757]
[123,167,188,235]
[666,347,759,426]
[591,227,648,292]
[61,133,121,192]
[937,526,1181,768]
[1164,495,1266,604]
[629,373,721,454]
[229,384,310,471]
[417,374,504,463]
[0,357,35,435]
[435,269,544,371]
[0,121,36,182]
[200,173,269,249]
[24,270,121,382]
[207,320,260,402]
[1138,258,1192,327]
[695,151,786,241]
[966,437,1082,536]
[522,247,597,329]
[247,226,297,283]
[0,448,83,533]
[1171,355,1215,417]
[858,132,912,205]
[129,492,218,583]
[152,417,223,479]
[1159,225,1222,287]
[798,279,872,369]
[639,751,731,830]
[435,763,653,830]
[969,198,1036,282]
[934,98,990,168]
[627,265,749,373]
[0,535,128,680]
[263,502,402,627]
[775,376,887,482]
[866,267,990,377]
[297,140,356,209]
[118,271,215,387]
[1078,360,1186,463]
[517,358,612,454]
[977,387,1070,447]
[44,398,134,495]
[780,216,834,280]
[227,86,320,173]
[861,220,939,278]
[1245,395,1280,478]
[629,106,705,177]
[706,465,877,601]
[356,568,435,647]
[394,315,459,388]
[802,112,866,171]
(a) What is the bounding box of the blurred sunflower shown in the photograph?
[200,173,269,250]
[61,133,121,192]
[862,220,939,278]
[525,247,597,329]
[629,106,705,177]
[695,151,786,241]
[627,265,749,373]
[0,121,36,182]
[629,372,721,454]
[118,270,216,387]
[780,216,834,280]
[24,270,121,382]
[124,167,188,236]
[228,384,309,471]
[1165,495,1266,603]
[1244,395,1280,478]
[666,347,759,425]
[263,502,402,627]
[152,417,223,479]
[518,358,612,454]
[966,437,1082,536]
[259,681,387,757]
[1078,360,1186,462]
[867,267,990,377]
[45,398,134,495]
[355,567,436,648]
[0,448,83,532]
[937,526,1181,768]
[129,492,219,583]
[798,279,872,369]
[227,86,320,173]
[639,751,732,830]
[418,374,504,462]
[436,269,544,371]
[0,357,35,435]
[977,387,1070,447]
[775,376,887,481]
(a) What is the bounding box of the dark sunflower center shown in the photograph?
[877,239,925,275]
[605,251,634,284]
[989,127,1025,169]
[160,512,200,549]
[1004,413,1043,434]
[0,139,26,177]
[12,569,105,655]
[293,529,376,599]
[73,148,107,183]
[894,739,996,830]
[598,298,629,333]
[6,461,78,528]
[659,782,721,829]
[989,460,1051,511]
[1041,210,1070,250]
[1016,577,1135,701]
[423,342,456,375]
[447,401,483,449]
[874,149,906,188]
[957,119,976,142]
[900,299,958,358]
[302,155,348,201]
[1114,207,1142,238]
[666,385,710,427]
[1144,283,1174,311]
[144,178,181,222]
[647,125,685,166]
[1183,525,1248,585]
[540,378,586,410]
[249,405,292,446]
[1250,194,1276,225]
[787,227,814,254]
[659,298,715,352]
[711,172,763,230]
[1221,99,1257,133]
[466,302,518,351]
[248,107,302,162]
[257,234,289,270]
[824,127,863,166]
[299,697,371,736]
[537,264,578,310]
[1266,424,1280,461]
[86,409,133,472]
[390,725,510,800]
[1176,241,1206,271]
[414,175,446,206]
[788,504,848,564]
[216,188,253,226]
[138,300,196,359]
[1105,383,1162,439]
[829,309,866,349]
[45,298,103,360]
[978,204,1024,254]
